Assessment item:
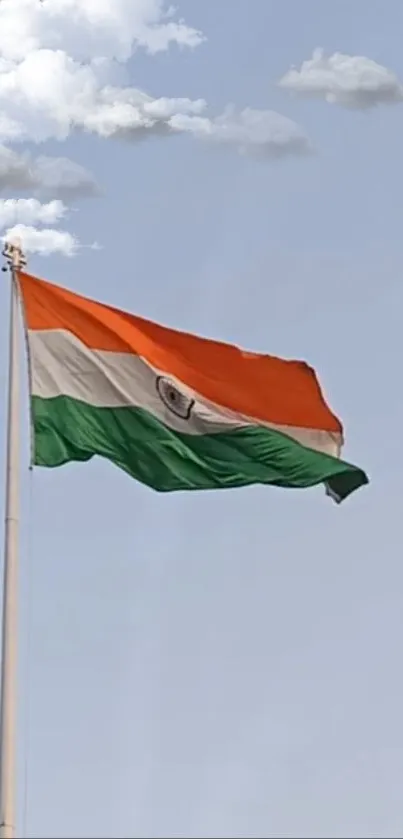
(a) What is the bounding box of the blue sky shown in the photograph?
[1,1,403,836]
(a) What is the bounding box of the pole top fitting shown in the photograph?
[1,240,27,272]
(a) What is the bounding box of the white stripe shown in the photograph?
[27,329,342,456]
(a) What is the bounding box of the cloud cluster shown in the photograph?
[278,48,403,109]
[0,197,79,255]
[0,1,314,256]
[0,2,309,152]
[7,7,399,257]
[0,0,198,255]
[0,41,309,155]
[0,0,207,147]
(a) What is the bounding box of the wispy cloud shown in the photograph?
[278,48,403,109]
[171,106,312,158]
[34,156,99,199]
[0,145,35,192]
[0,146,98,197]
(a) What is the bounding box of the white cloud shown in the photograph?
[0,145,98,197]
[0,198,67,228]
[170,107,312,158]
[0,0,204,63]
[278,48,403,109]
[3,223,78,256]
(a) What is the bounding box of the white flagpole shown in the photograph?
[0,241,26,839]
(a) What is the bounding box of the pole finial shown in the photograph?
[1,240,26,273]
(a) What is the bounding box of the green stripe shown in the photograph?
[31,395,368,502]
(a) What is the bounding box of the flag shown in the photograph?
[17,271,368,502]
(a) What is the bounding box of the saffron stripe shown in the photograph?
[18,271,342,431]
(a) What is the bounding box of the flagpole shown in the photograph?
[0,241,26,839]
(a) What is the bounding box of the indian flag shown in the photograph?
[17,271,368,503]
